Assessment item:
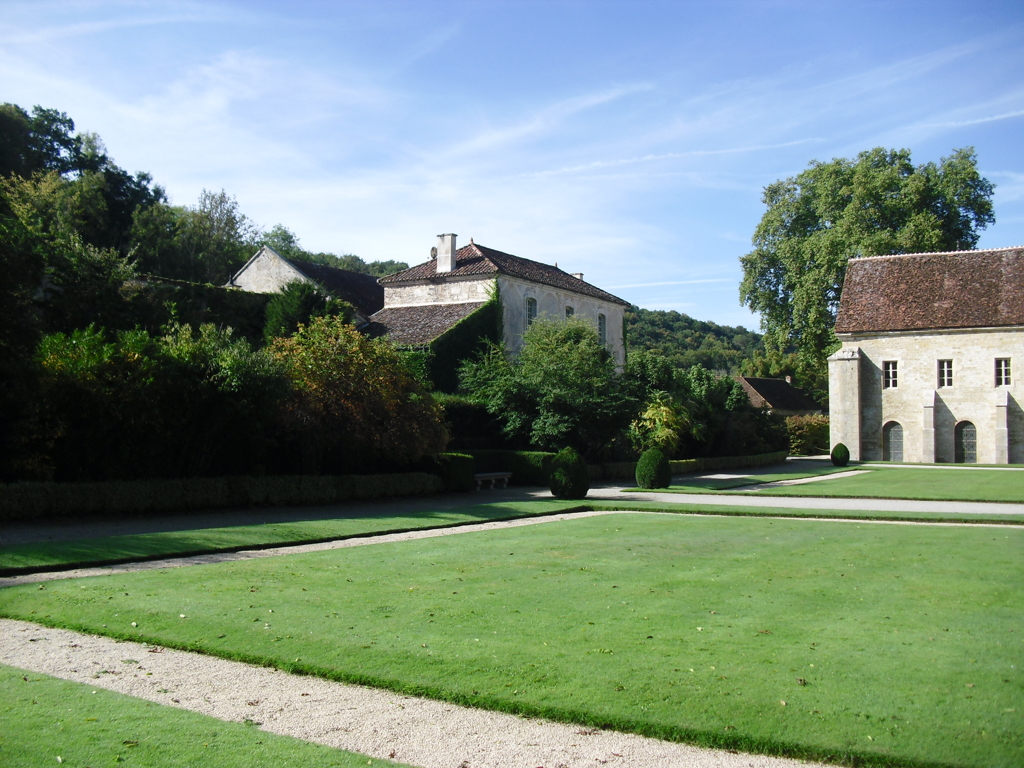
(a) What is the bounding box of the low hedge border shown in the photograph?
[0,473,442,522]
[471,450,790,485]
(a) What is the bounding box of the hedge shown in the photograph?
[0,473,442,522]
[468,450,790,486]
[468,450,554,486]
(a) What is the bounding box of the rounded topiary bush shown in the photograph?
[636,447,672,489]
[831,443,850,467]
[549,447,590,499]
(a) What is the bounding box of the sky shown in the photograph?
[3,0,1023,330]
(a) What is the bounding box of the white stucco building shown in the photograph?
[828,246,1023,463]
[371,234,630,365]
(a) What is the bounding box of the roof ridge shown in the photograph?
[854,245,1024,261]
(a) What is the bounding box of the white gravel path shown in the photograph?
[1,619,831,768]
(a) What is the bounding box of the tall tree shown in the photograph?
[739,147,994,398]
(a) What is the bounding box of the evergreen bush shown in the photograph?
[831,443,850,467]
[636,447,672,489]
[469,450,553,485]
[549,447,589,499]
[429,452,476,493]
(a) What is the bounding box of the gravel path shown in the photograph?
[1,619,831,768]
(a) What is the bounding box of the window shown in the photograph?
[996,358,1011,386]
[597,313,607,345]
[883,361,898,389]
[938,359,953,388]
[524,297,537,330]
[565,306,574,318]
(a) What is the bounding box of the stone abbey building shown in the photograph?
[828,246,1023,463]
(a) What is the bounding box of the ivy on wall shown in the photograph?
[425,283,503,393]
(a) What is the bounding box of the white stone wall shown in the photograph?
[382,277,495,307]
[230,248,309,294]
[829,327,1023,463]
[497,276,626,366]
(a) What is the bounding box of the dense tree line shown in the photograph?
[458,319,787,462]
[625,306,762,374]
[0,104,429,482]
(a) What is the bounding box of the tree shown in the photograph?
[270,316,448,473]
[459,317,636,457]
[739,147,995,399]
[263,280,353,342]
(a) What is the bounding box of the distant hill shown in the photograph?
[625,306,762,373]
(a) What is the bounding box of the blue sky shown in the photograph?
[3,0,1023,329]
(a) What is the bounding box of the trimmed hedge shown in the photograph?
[0,473,442,522]
[468,450,554,486]
[549,447,590,499]
[636,448,671,489]
[585,451,790,483]
[429,453,476,493]
[831,443,850,467]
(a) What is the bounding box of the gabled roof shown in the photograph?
[380,242,629,306]
[287,258,384,317]
[228,247,384,318]
[835,246,1024,334]
[738,377,821,413]
[367,302,488,346]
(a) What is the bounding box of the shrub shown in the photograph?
[636,447,672,489]
[786,414,830,456]
[429,452,476,493]
[831,443,850,467]
[549,447,589,499]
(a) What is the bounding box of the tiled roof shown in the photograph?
[834,246,1024,333]
[738,377,821,413]
[289,259,384,317]
[379,242,629,306]
[366,302,488,346]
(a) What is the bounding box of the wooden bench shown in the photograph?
[474,471,512,490]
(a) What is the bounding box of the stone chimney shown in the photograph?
[572,272,583,280]
[436,233,457,273]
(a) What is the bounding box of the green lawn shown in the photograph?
[3,514,1021,767]
[642,466,1024,503]
[0,664,408,768]
[0,500,579,575]
[754,467,1024,503]
[6,498,1024,576]
[662,464,854,491]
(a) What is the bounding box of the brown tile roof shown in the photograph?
[834,246,1024,334]
[738,377,821,413]
[379,242,629,306]
[366,302,488,346]
[289,259,384,317]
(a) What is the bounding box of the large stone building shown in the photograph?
[370,234,630,365]
[828,246,1023,463]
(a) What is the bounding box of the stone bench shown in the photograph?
[474,471,512,490]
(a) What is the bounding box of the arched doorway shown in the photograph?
[882,421,903,462]
[954,421,977,464]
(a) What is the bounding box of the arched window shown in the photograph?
[954,421,977,464]
[882,421,903,462]
[598,313,607,345]
[524,297,537,331]
[565,306,574,318]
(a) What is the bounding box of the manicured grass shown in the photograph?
[659,464,855,491]
[3,514,1021,767]
[0,500,578,575]
[0,664,408,768]
[5,498,1024,576]
[754,467,1024,503]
